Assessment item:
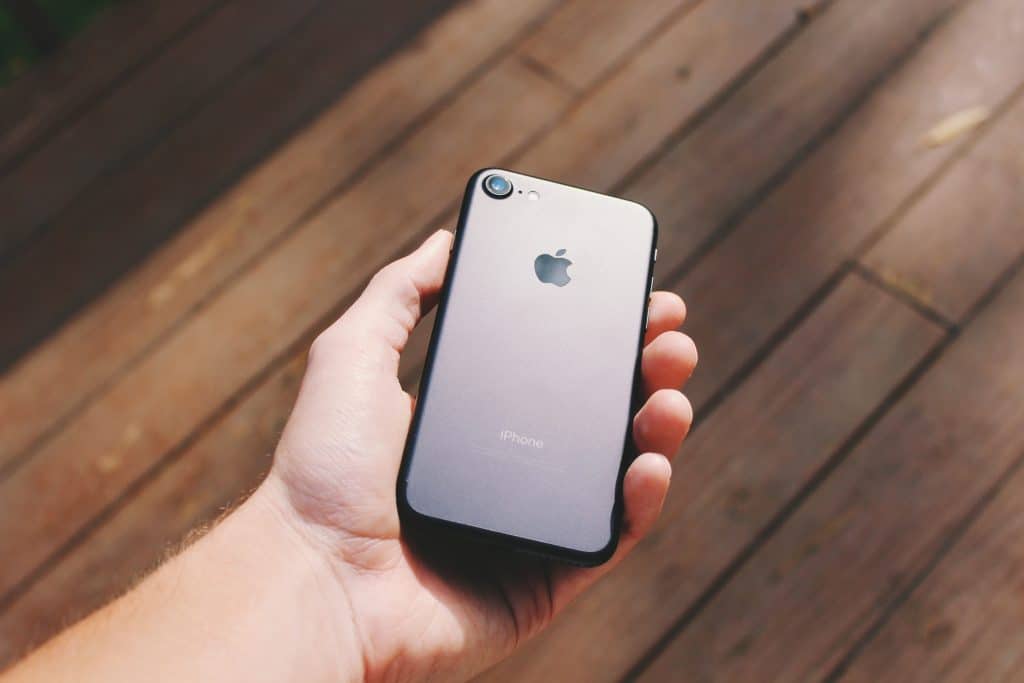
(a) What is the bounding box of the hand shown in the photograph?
[265,229,697,683]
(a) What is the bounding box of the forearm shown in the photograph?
[4,477,363,683]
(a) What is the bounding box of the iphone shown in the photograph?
[398,169,657,565]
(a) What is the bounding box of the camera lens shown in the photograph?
[483,174,513,198]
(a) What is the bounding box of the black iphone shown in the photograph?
[398,169,657,566]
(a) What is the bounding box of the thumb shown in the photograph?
[317,229,452,375]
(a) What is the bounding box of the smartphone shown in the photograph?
[398,169,657,566]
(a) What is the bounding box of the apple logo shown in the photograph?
[534,248,572,287]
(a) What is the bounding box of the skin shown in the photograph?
[4,229,697,683]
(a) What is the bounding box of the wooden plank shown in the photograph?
[841,439,1024,682]
[519,0,696,89]
[0,0,324,257]
[624,0,963,291]
[486,276,943,682]
[517,0,826,192]
[0,0,221,169]
[638,260,1024,683]
[657,0,1024,411]
[484,0,1024,678]
[0,0,558,472]
[861,97,1024,323]
[0,57,570,602]
[0,0,462,370]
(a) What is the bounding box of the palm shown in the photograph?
[270,231,696,683]
[275,344,559,679]
[344,535,557,680]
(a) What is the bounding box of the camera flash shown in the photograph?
[527,190,540,201]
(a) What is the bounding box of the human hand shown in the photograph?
[263,229,697,683]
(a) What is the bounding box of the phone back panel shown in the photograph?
[400,169,656,561]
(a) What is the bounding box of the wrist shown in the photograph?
[236,475,369,682]
[253,472,447,683]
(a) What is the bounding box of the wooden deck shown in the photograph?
[2,0,1024,679]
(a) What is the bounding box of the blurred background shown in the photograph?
[1,0,1023,680]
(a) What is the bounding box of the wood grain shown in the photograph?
[0,0,463,370]
[517,0,826,192]
[519,0,698,89]
[639,259,1024,683]
[665,0,1024,411]
[484,275,943,682]
[861,96,1024,323]
[0,0,558,473]
[0,0,324,256]
[841,421,1024,682]
[623,0,961,289]
[0,0,222,169]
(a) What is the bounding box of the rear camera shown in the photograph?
[483,174,513,198]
